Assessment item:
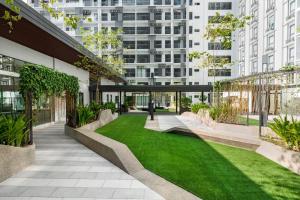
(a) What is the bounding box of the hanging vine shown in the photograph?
[19,64,79,100]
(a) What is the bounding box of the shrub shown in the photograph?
[269,116,300,151]
[89,101,102,119]
[209,106,221,120]
[191,103,209,114]
[181,97,192,109]
[103,102,117,114]
[0,114,29,147]
[77,105,95,127]
[209,102,238,124]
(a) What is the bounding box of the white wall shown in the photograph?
[0,36,90,104]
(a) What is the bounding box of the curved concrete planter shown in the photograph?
[256,141,300,175]
[65,110,201,200]
[0,144,35,182]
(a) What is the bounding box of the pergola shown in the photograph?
[89,85,213,114]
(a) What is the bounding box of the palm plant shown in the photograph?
[0,114,29,147]
[268,116,300,150]
[77,106,95,127]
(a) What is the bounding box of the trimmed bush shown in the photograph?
[191,103,209,114]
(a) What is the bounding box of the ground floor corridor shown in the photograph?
[0,123,164,200]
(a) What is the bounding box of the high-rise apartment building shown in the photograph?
[27,0,237,105]
[238,0,296,76]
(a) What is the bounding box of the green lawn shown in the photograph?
[96,115,300,200]
[238,116,260,126]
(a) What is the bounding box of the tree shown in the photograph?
[189,12,251,105]
[80,28,124,104]
[190,12,251,68]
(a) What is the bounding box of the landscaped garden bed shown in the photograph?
[97,114,300,200]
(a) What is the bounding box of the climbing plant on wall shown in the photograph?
[19,64,79,100]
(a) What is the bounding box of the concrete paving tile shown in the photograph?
[112,189,145,199]
[51,187,86,198]
[130,181,147,189]
[48,179,79,187]
[75,180,105,188]
[82,188,115,198]
[20,187,57,197]
[0,186,28,196]
[103,180,133,189]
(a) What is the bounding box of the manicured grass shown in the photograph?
[238,116,260,126]
[96,115,300,200]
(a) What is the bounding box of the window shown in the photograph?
[288,23,295,40]
[155,55,162,62]
[267,15,275,30]
[165,40,171,48]
[189,40,193,48]
[155,40,162,48]
[174,26,181,34]
[137,27,150,34]
[189,26,193,33]
[174,68,181,77]
[101,0,108,6]
[194,29,200,32]
[125,68,135,77]
[154,0,162,4]
[154,68,162,76]
[189,68,192,76]
[189,12,193,20]
[165,26,171,34]
[288,47,295,62]
[208,69,231,76]
[174,54,181,63]
[154,27,162,34]
[123,55,135,63]
[137,13,150,20]
[111,13,118,21]
[251,61,258,74]
[165,54,171,62]
[165,12,171,20]
[288,0,295,16]
[101,13,108,21]
[154,13,162,20]
[268,55,274,71]
[111,0,118,5]
[174,40,181,48]
[136,67,149,77]
[195,16,200,19]
[267,34,274,48]
[136,0,150,5]
[174,0,181,5]
[137,55,150,63]
[208,2,232,10]
[165,0,171,5]
[174,11,181,19]
[137,41,150,49]
[123,27,135,34]
[123,41,135,49]
[123,0,135,5]
[123,13,135,20]
[165,67,171,76]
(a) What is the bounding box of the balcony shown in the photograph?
[266,4,275,13]
[251,1,258,8]
[265,46,274,52]
[286,12,295,21]
[286,37,295,44]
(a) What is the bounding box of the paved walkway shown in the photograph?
[0,123,164,200]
